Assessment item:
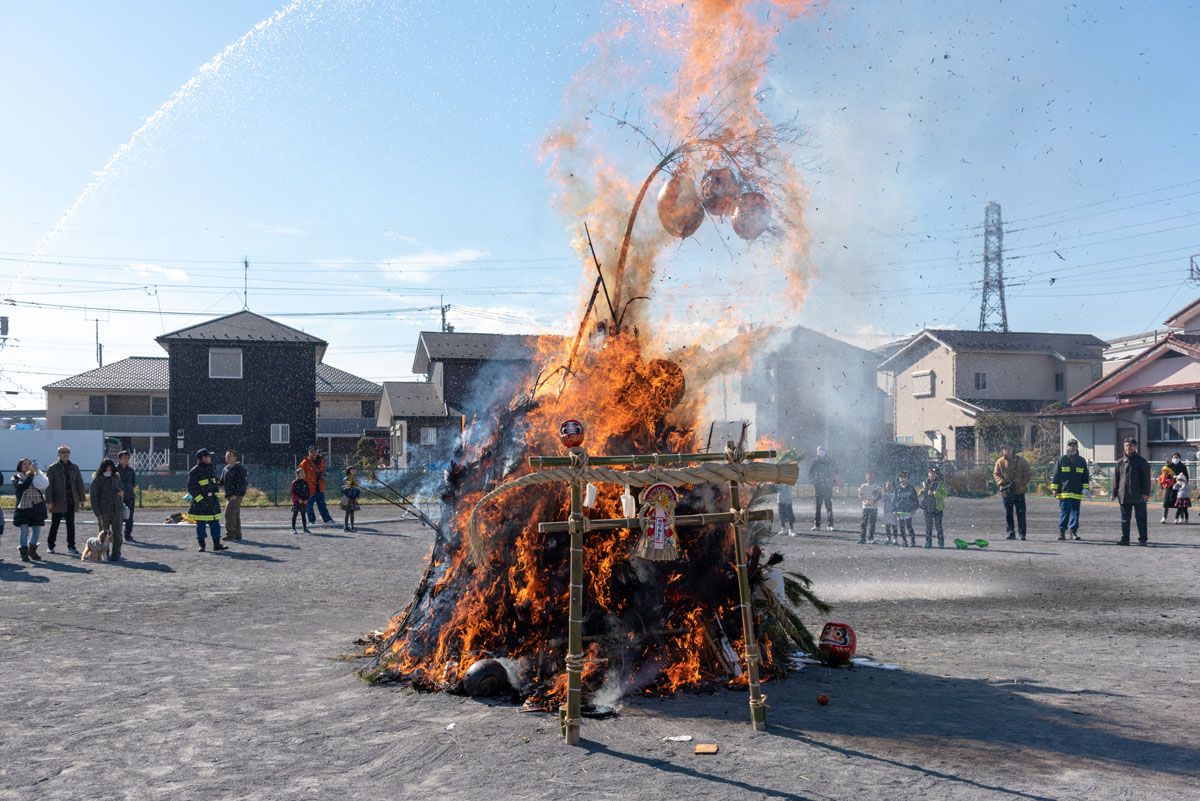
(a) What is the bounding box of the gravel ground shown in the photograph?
[1,496,1198,800]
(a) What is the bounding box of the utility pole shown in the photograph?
[96,319,103,367]
[243,257,250,310]
[978,201,1009,333]
[440,295,452,333]
[1190,254,1200,283]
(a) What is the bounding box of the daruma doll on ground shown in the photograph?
[818,622,857,662]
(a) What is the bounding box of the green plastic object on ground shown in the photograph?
[953,539,990,549]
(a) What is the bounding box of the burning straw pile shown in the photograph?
[356,0,828,725]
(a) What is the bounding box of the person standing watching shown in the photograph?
[219,450,247,541]
[1112,437,1152,546]
[994,443,1032,541]
[300,445,335,527]
[44,445,86,555]
[188,449,227,552]
[1051,439,1089,540]
[90,458,125,561]
[116,450,137,543]
[12,458,48,561]
[809,446,836,531]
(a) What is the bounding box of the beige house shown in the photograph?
[1044,298,1200,462]
[878,329,1106,460]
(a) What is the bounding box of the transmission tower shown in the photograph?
[978,201,1009,333]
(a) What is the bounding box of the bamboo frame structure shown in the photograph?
[725,440,767,730]
[529,440,776,744]
[529,449,775,468]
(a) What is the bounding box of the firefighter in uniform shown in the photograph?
[1050,438,1090,540]
[188,448,227,552]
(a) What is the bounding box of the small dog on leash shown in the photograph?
[81,529,111,562]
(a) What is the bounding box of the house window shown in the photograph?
[1055,371,1064,392]
[89,395,106,415]
[911,370,934,398]
[362,400,375,419]
[209,348,243,379]
[974,372,987,391]
[151,397,168,416]
[197,414,242,425]
[271,423,290,444]
[1149,416,1200,443]
[420,426,438,446]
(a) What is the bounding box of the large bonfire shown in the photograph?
[360,0,828,713]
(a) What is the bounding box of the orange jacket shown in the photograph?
[300,455,325,495]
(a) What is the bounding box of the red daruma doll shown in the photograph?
[818,622,857,663]
[559,419,584,449]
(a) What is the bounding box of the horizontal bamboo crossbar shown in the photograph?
[538,508,773,534]
[529,450,776,468]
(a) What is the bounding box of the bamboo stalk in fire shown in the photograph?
[727,440,767,731]
[562,473,585,745]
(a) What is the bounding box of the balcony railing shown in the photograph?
[60,414,169,434]
[316,416,376,436]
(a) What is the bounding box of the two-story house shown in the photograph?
[878,329,1107,460]
[378,331,561,467]
[728,325,886,477]
[1043,298,1200,462]
[46,311,381,469]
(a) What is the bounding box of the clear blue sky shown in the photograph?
[1,0,1198,409]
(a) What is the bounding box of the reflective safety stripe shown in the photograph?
[1059,492,1085,500]
[1074,467,1086,473]
[189,513,221,521]
[198,478,212,485]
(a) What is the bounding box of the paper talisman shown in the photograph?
[636,482,680,561]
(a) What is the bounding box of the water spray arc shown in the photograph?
[3,0,315,300]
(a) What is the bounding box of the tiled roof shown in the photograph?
[46,356,376,398]
[927,329,1107,358]
[1040,400,1150,417]
[316,363,381,396]
[381,381,453,418]
[1164,297,1200,328]
[412,331,561,375]
[156,311,327,346]
[1117,382,1200,398]
[43,357,169,391]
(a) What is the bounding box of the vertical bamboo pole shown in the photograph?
[563,477,585,744]
[727,442,766,731]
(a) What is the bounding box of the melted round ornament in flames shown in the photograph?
[700,167,740,218]
[656,168,705,238]
[731,191,771,241]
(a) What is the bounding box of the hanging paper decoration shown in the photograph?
[636,483,680,561]
[818,621,857,663]
[620,486,636,518]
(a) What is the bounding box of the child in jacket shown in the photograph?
[291,469,311,534]
[857,472,882,544]
[920,468,949,548]
[894,472,919,547]
[1174,475,1191,524]
[341,466,362,532]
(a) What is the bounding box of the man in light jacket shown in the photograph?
[993,443,1032,541]
[1111,437,1152,545]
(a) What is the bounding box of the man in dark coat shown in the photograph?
[44,444,87,554]
[219,449,248,541]
[188,449,227,552]
[1111,437,1152,545]
[116,450,138,542]
[809,446,837,531]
